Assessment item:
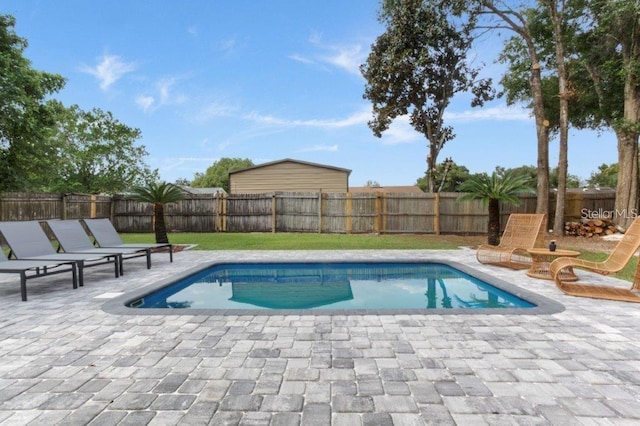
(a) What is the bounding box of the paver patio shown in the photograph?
[0,247,638,425]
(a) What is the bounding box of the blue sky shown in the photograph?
[4,1,618,187]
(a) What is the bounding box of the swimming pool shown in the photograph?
[103,260,564,315]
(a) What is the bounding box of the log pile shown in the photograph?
[564,217,619,237]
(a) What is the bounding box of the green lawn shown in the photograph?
[119,232,637,282]
[120,232,465,250]
[565,249,637,283]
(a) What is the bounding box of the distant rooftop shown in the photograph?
[564,187,615,193]
[179,186,226,195]
[349,185,424,194]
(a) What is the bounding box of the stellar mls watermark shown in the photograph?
[581,208,638,219]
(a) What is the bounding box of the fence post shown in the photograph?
[271,193,277,233]
[90,194,97,218]
[222,193,227,232]
[61,193,67,220]
[318,191,323,234]
[382,193,387,234]
[214,193,225,232]
[109,196,115,223]
[375,193,383,234]
[346,192,352,234]
[434,192,440,235]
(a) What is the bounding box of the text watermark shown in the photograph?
[581,208,638,220]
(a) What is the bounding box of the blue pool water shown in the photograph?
[128,262,536,310]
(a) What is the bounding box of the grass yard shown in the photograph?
[120,232,485,251]
[119,232,638,283]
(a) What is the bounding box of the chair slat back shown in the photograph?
[46,220,96,252]
[499,214,546,249]
[603,216,640,270]
[83,219,125,247]
[0,221,57,258]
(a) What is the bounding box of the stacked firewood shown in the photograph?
[564,217,619,237]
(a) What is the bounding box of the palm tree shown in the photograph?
[457,171,535,245]
[130,181,184,244]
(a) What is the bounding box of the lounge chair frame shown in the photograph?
[45,220,152,274]
[549,216,640,303]
[0,221,120,287]
[476,213,547,270]
[0,250,78,301]
[82,218,173,264]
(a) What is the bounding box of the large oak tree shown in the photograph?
[191,157,254,192]
[361,0,493,193]
[50,105,158,194]
[479,0,554,219]
[0,15,66,191]
[574,0,640,227]
[1,14,159,195]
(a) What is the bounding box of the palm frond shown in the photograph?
[130,181,185,204]
[457,170,534,205]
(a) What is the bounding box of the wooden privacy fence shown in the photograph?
[0,193,112,222]
[0,190,618,235]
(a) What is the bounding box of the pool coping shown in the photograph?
[102,258,565,316]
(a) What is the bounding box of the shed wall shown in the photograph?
[230,162,348,193]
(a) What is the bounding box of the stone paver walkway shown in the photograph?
[0,248,639,425]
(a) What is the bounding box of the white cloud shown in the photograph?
[374,105,532,145]
[135,95,155,112]
[244,109,370,129]
[161,157,218,170]
[80,54,136,91]
[136,76,188,113]
[156,77,187,105]
[309,31,323,45]
[379,116,421,145]
[288,54,315,65]
[299,144,339,153]
[216,37,237,53]
[155,157,219,181]
[192,101,238,122]
[216,127,288,150]
[320,44,365,76]
[291,32,367,76]
[206,102,528,147]
[445,105,532,122]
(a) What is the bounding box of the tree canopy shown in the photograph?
[416,160,471,192]
[495,0,640,227]
[362,0,493,193]
[588,163,618,188]
[49,106,158,194]
[191,157,254,192]
[0,15,66,191]
[0,14,157,194]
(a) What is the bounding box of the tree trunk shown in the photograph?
[426,145,438,193]
[614,30,640,229]
[614,129,639,228]
[154,203,169,244]
[481,2,550,221]
[531,64,550,220]
[487,198,500,246]
[548,0,569,235]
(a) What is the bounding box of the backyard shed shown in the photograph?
[229,158,351,194]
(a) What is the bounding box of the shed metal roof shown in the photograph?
[229,158,352,176]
